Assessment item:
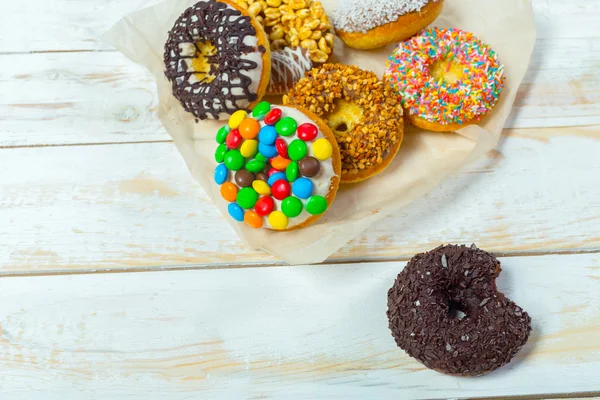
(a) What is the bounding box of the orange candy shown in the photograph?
[244,211,263,228]
[220,182,238,202]
[271,155,292,170]
[239,118,260,139]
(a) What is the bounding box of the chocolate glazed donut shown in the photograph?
[387,244,532,376]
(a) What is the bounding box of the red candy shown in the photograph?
[297,123,318,141]
[272,180,291,200]
[267,167,279,176]
[255,196,274,216]
[264,108,282,125]
[226,129,242,149]
[275,138,288,158]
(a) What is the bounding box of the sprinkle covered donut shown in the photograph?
[284,64,404,183]
[384,27,505,132]
[387,244,532,376]
[213,102,341,231]
[164,0,271,120]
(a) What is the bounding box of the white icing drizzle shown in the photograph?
[268,47,313,94]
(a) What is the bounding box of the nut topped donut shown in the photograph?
[384,27,505,132]
[387,244,532,376]
[284,64,404,183]
[164,0,271,120]
[213,102,341,231]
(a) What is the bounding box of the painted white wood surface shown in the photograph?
[0,253,598,399]
[1,127,598,274]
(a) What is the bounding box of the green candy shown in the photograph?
[286,161,299,182]
[275,117,297,136]
[255,153,267,162]
[252,101,271,119]
[288,139,307,161]
[306,195,328,215]
[224,149,244,171]
[216,126,230,144]
[245,159,265,173]
[215,144,228,163]
[281,196,303,218]
[237,187,258,209]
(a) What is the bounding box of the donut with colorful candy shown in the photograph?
[213,102,341,231]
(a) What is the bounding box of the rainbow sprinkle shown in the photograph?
[384,27,505,125]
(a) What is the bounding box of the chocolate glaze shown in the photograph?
[387,244,531,376]
[164,0,266,120]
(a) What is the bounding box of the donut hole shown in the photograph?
[191,40,218,83]
[448,300,468,320]
[429,59,466,85]
[325,100,364,137]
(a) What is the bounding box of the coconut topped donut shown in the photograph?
[213,102,341,231]
[164,0,271,120]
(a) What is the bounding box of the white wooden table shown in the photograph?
[1,0,599,398]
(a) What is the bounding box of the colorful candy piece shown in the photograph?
[236,187,259,209]
[239,118,260,139]
[271,156,292,171]
[244,211,263,228]
[228,110,247,129]
[258,125,277,145]
[264,108,282,125]
[252,180,271,195]
[275,117,297,136]
[255,196,274,216]
[226,129,242,149]
[240,139,258,158]
[275,138,288,158]
[288,139,307,161]
[281,196,303,218]
[272,180,291,200]
[258,142,277,158]
[216,125,230,144]
[286,161,299,182]
[297,123,318,141]
[228,203,245,222]
[256,172,269,182]
[267,168,279,177]
[235,170,255,187]
[214,163,228,185]
[292,177,313,199]
[245,160,265,173]
[255,153,267,162]
[224,149,245,171]
[220,182,238,202]
[268,211,288,230]
[312,138,333,160]
[215,143,227,163]
[252,101,271,120]
[306,195,328,215]
[298,156,320,177]
[267,172,287,186]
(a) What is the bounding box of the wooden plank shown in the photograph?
[1,36,599,147]
[0,126,598,274]
[2,0,598,53]
[0,253,598,399]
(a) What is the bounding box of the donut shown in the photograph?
[333,0,444,50]
[213,102,341,231]
[387,244,532,376]
[384,27,505,132]
[283,64,404,184]
[231,0,334,93]
[164,0,271,120]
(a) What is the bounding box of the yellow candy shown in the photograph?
[240,139,258,158]
[252,180,271,196]
[229,110,247,129]
[312,138,333,160]
[268,211,288,230]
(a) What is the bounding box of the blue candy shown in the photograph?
[267,172,287,186]
[214,163,228,185]
[228,203,244,222]
[292,177,313,199]
[258,142,278,158]
[258,125,277,145]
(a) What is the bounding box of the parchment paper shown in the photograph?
[103,0,536,264]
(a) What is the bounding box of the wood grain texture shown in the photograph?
[1,126,598,274]
[0,253,598,399]
[1,37,599,147]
